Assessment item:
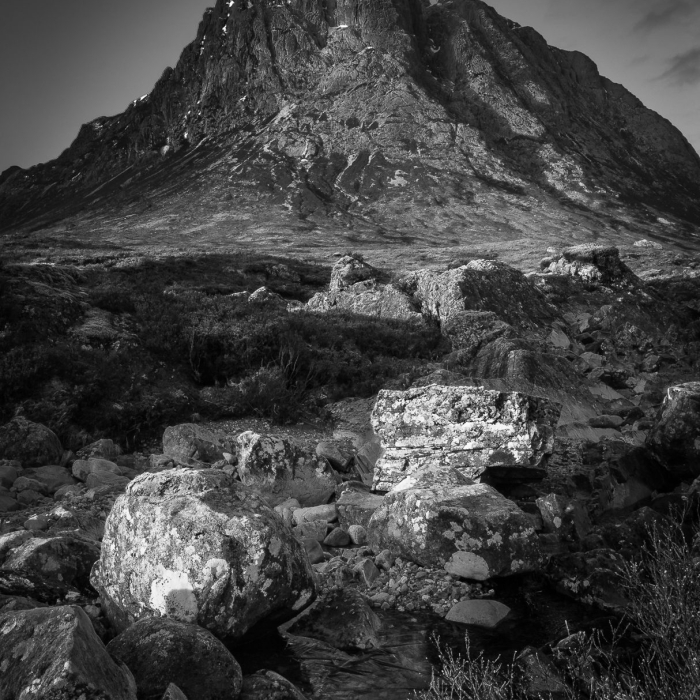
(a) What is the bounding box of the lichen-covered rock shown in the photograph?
[240,670,308,700]
[371,385,561,491]
[329,255,378,292]
[1,534,100,596]
[76,438,122,462]
[248,286,285,305]
[162,424,233,465]
[0,417,63,468]
[236,432,337,507]
[0,605,137,699]
[287,588,381,651]
[368,473,540,580]
[543,245,639,286]
[106,617,242,700]
[91,469,316,640]
[647,382,700,478]
[401,261,554,329]
[308,284,422,322]
[336,490,385,529]
[441,310,516,355]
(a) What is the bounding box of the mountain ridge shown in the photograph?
[1,0,699,258]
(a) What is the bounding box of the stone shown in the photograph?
[323,527,350,547]
[535,494,591,541]
[308,283,422,322]
[401,261,555,329]
[76,438,122,461]
[85,470,130,491]
[274,497,301,527]
[544,245,639,286]
[445,599,511,628]
[55,484,83,500]
[288,588,381,651]
[1,535,100,596]
[371,385,561,491]
[354,558,380,586]
[0,530,33,563]
[442,311,516,355]
[337,490,384,529]
[293,520,328,542]
[347,524,368,545]
[11,476,47,495]
[515,647,568,699]
[237,432,337,507]
[0,464,20,488]
[72,457,124,481]
[589,415,623,429]
[23,514,50,532]
[647,382,700,478]
[0,606,136,698]
[580,351,605,368]
[162,684,190,700]
[106,617,243,700]
[316,440,351,471]
[248,286,285,305]
[374,549,395,572]
[369,473,540,580]
[548,328,570,349]
[23,464,77,494]
[293,504,337,526]
[302,538,325,565]
[162,423,233,465]
[0,492,20,513]
[330,254,378,292]
[633,239,663,249]
[0,417,63,468]
[240,670,308,700]
[91,469,315,640]
[16,489,44,506]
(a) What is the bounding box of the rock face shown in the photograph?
[371,384,561,491]
[401,261,555,329]
[92,468,316,641]
[368,467,540,580]
[0,417,63,468]
[106,617,242,700]
[647,382,700,478]
[3,0,699,246]
[0,605,137,699]
[236,431,337,506]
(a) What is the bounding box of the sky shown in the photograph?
[0,0,698,175]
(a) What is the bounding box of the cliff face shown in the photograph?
[1,0,699,237]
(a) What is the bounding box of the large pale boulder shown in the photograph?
[329,254,378,292]
[91,469,316,640]
[647,382,700,478]
[0,417,63,468]
[543,244,638,287]
[401,260,554,329]
[107,617,242,700]
[368,467,540,580]
[371,385,561,491]
[0,606,137,699]
[236,432,337,506]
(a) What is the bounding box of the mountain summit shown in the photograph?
[2,0,699,254]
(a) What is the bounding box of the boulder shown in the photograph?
[1,535,100,596]
[236,432,337,507]
[163,423,233,465]
[76,438,122,461]
[444,599,511,628]
[401,260,554,329]
[248,286,285,305]
[543,244,639,286]
[72,457,124,481]
[647,382,700,478]
[0,463,20,488]
[287,588,381,651]
[371,385,561,491]
[329,254,377,292]
[162,684,189,700]
[442,310,516,355]
[337,490,385,529]
[91,469,316,640]
[0,492,20,513]
[23,464,77,494]
[0,531,33,563]
[292,504,337,526]
[85,471,130,491]
[106,617,242,700]
[308,284,422,322]
[0,417,63,468]
[368,471,540,580]
[240,670,308,700]
[323,527,350,547]
[347,524,368,545]
[0,606,136,699]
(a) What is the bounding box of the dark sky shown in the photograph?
[1,0,698,174]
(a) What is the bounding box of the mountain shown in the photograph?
[1,0,699,261]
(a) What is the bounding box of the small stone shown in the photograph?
[323,527,350,547]
[293,504,338,526]
[347,524,367,545]
[302,538,325,565]
[374,549,395,571]
[445,600,512,628]
[23,514,50,532]
[354,558,380,586]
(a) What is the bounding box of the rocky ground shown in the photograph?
[1,243,700,699]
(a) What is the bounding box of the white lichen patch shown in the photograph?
[444,551,490,581]
[149,568,198,622]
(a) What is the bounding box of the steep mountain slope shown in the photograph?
[1,0,699,261]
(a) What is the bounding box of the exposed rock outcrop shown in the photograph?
[92,468,316,640]
[542,245,640,287]
[371,384,561,491]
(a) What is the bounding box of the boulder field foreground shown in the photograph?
[0,245,700,698]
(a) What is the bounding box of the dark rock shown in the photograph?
[0,606,136,699]
[515,647,568,699]
[323,527,350,547]
[647,382,700,478]
[107,617,242,700]
[240,670,308,700]
[162,423,233,465]
[287,588,381,651]
[76,438,122,462]
[0,417,63,468]
[91,468,316,640]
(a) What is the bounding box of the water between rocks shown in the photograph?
[233,577,605,699]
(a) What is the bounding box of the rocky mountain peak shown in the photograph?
[1,0,698,247]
